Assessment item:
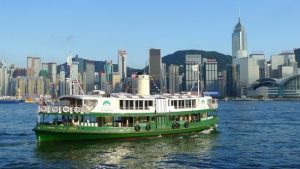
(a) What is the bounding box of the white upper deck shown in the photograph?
[59,93,215,114]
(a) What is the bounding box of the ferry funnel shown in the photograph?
[137,75,150,96]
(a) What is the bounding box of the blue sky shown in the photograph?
[0,0,299,68]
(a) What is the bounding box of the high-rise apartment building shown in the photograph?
[149,48,161,93]
[239,57,259,95]
[118,50,127,80]
[203,59,218,95]
[185,54,201,92]
[42,62,57,83]
[103,60,113,94]
[271,52,298,78]
[161,63,167,93]
[104,60,113,83]
[112,72,121,93]
[15,76,44,97]
[0,61,8,96]
[85,60,95,93]
[100,72,107,91]
[27,56,41,77]
[168,64,182,93]
[232,17,247,65]
[225,65,238,97]
[250,54,266,79]
[15,77,27,96]
[59,66,66,96]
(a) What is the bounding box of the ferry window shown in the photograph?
[126,100,129,110]
[120,100,124,110]
[171,100,174,106]
[187,100,191,108]
[174,100,178,109]
[169,115,175,121]
[135,100,138,110]
[139,101,143,110]
[192,100,196,108]
[84,99,98,112]
[90,116,96,123]
[149,101,153,106]
[145,101,148,109]
[130,101,134,110]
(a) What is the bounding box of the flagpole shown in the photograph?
[197,64,200,96]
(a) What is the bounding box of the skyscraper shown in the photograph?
[232,17,247,65]
[59,65,66,96]
[27,56,41,77]
[168,64,182,93]
[185,54,201,92]
[112,72,121,93]
[161,63,167,93]
[225,65,238,97]
[42,62,57,83]
[118,50,127,80]
[68,55,83,95]
[239,57,259,95]
[104,60,113,83]
[0,61,8,96]
[85,60,95,93]
[149,48,161,93]
[104,60,113,94]
[203,59,218,96]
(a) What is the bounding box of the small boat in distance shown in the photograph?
[0,96,25,104]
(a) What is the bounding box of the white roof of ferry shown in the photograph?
[60,93,202,100]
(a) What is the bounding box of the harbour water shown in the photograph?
[1,101,300,168]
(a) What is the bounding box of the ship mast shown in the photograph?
[197,66,200,96]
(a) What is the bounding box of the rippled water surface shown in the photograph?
[1,101,300,168]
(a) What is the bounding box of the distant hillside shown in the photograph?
[162,50,232,72]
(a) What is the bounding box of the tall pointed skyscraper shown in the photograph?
[118,50,127,80]
[232,17,247,65]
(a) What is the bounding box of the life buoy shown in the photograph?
[172,121,180,129]
[146,123,151,131]
[63,106,70,113]
[74,107,81,113]
[184,121,189,128]
[135,124,141,131]
[40,106,47,113]
[51,106,58,113]
[176,122,180,129]
[193,115,199,121]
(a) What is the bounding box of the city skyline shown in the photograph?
[0,0,300,68]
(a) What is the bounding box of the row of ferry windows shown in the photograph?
[119,99,197,110]
[171,100,196,109]
[120,100,153,110]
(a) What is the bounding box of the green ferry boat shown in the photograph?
[33,75,218,142]
[33,94,217,142]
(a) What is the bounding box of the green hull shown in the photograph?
[34,117,218,142]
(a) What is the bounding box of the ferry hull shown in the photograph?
[34,117,218,142]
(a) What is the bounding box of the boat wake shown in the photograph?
[200,127,214,135]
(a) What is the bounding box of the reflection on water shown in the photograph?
[36,133,217,168]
